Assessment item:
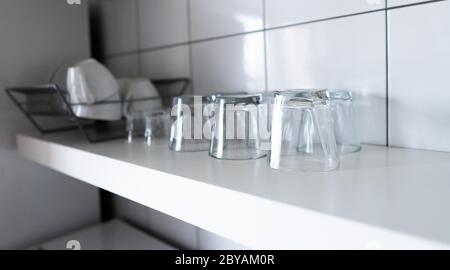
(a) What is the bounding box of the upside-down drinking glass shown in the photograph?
[209,94,271,160]
[126,109,170,145]
[269,90,339,172]
[144,109,170,146]
[329,90,361,154]
[169,95,214,152]
[126,111,145,144]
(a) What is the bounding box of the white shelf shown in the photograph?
[17,132,450,249]
[34,219,175,250]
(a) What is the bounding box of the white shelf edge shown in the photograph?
[17,134,450,249]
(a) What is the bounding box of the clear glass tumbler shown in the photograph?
[209,94,271,160]
[329,90,361,154]
[169,95,214,151]
[144,109,170,146]
[126,111,146,144]
[126,109,170,145]
[269,90,339,172]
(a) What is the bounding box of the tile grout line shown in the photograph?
[104,0,448,59]
[262,0,269,92]
[187,0,195,94]
[385,1,389,147]
[134,0,143,76]
[105,29,265,59]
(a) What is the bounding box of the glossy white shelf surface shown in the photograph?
[17,132,450,249]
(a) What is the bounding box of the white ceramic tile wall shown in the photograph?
[104,54,140,78]
[140,46,191,79]
[388,0,450,151]
[266,12,387,145]
[265,0,385,28]
[191,33,265,95]
[96,0,450,249]
[138,0,189,48]
[99,0,138,55]
[190,0,263,40]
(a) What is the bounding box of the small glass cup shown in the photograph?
[169,95,214,152]
[126,111,146,143]
[269,90,339,172]
[209,93,271,160]
[144,109,170,146]
[329,90,361,154]
[126,109,170,145]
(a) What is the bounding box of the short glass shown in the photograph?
[126,111,146,143]
[126,109,170,145]
[209,93,271,160]
[169,95,214,152]
[269,90,339,172]
[329,90,361,154]
[144,109,171,146]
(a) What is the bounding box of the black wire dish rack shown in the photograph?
[6,78,189,143]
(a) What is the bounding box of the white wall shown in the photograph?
[0,0,100,249]
[94,0,450,249]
